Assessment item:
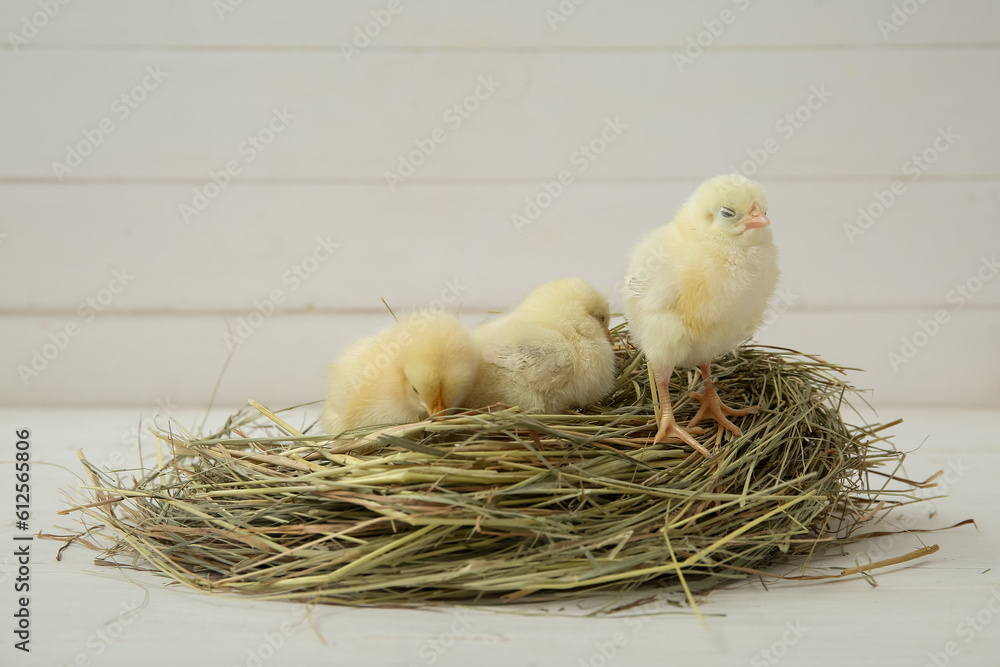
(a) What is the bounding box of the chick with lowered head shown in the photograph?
[321,311,479,434]
[623,174,779,456]
[465,278,617,414]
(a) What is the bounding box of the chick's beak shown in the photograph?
[427,392,446,416]
[744,204,770,230]
[605,327,614,345]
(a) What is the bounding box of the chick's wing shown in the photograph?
[481,337,573,389]
[624,237,679,308]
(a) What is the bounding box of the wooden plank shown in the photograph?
[0,51,995,180]
[2,182,997,311]
[2,0,997,48]
[3,309,998,407]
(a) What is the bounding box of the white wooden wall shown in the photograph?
[2,0,998,408]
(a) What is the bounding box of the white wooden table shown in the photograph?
[1,406,997,666]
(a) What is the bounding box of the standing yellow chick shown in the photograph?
[622,174,779,456]
[464,278,617,413]
[321,311,479,434]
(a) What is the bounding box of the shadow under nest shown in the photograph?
[73,324,920,607]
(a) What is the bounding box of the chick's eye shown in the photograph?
[720,207,736,219]
[411,385,419,394]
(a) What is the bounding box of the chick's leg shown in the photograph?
[653,370,710,458]
[688,362,759,436]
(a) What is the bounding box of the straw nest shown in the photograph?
[71,325,929,607]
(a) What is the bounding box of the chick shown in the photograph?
[464,278,617,414]
[622,174,779,456]
[321,311,478,434]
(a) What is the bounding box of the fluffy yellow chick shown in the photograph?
[464,278,617,413]
[321,311,478,434]
[622,174,779,456]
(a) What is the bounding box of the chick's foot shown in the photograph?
[652,373,710,457]
[653,416,710,457]
[687,363,759,437]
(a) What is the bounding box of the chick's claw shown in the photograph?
[687,378,759,437]
[653,415,711,458]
